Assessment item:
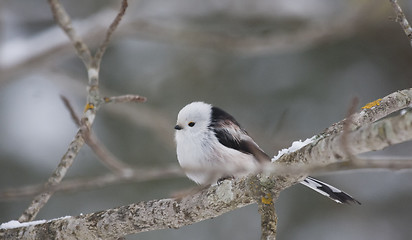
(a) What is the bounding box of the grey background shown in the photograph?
[1,0,412,239]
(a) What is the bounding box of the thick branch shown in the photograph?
[2,180,254,239]
[258,202,277,240]
[277,107,412,169]
[4,97,412,238]
[248,176,278,240]
[323,88,412,135]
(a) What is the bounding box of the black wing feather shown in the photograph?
[210,107,270,163]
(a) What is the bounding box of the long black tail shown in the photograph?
[300,176,361,204]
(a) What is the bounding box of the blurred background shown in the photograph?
[1,0,412,239]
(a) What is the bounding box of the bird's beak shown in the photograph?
[174,124,183,130]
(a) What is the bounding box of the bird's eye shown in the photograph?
[188,122,195,127]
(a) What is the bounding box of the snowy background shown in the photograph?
[1,0,412,239]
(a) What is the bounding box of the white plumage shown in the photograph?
[175,102,259,184]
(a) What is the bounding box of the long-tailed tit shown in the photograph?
[175,101,360,204]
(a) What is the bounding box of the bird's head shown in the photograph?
[175,102,212,137]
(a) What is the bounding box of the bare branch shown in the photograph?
[60,95,81,126]
[277,104,412,170]
[323,88,412,135]
[323,157,412,172]
[18,131,86,222]
[258,201,277,240]
[47,0,92,67]
[47,0,128,69]
[0,166,184,201]
[81,128,132,175]
[390,0,412,47]
[248,176,277,240]
[60,94,139,175]
[18,0,129,223]
[103,94,147,104]
[93,0,128,68]
[1,180,254,239]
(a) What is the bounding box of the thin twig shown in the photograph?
[47,0,92,67]
[93,0,128,68]
[103,94,147,104]
[60,95,81,126]
[0,166,183,201]
[18,131,85,222]
[390,0,412,47]
[60,95,134,174]
[322,158,412,172]
[82,128,132,175]
[17,34,89,220]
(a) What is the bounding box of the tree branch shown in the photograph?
[61,92,147,175]
[60,95,81,126]
[2,180,254,239]
[103,95,147,104]
[4,89,412,239]
[276,104,412,170]
[248,176,278,240]
[92,0,128,69]
[323,88,412,135]
[47,0,92,67]
[0,166,184,201]
[258,201,277,240]
[17,0,129,223]
[17,130,86,223]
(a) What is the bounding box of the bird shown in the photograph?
[174,101,360,204]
